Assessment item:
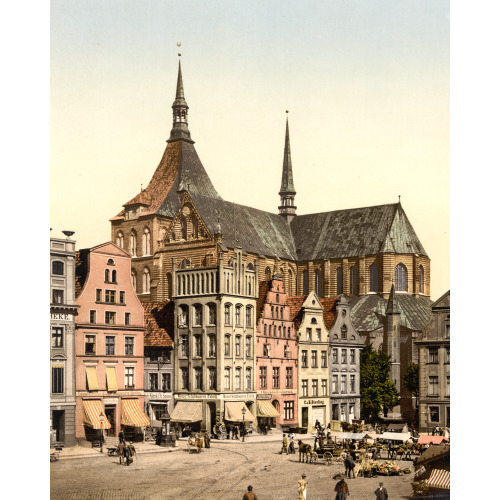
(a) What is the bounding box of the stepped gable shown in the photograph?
[350,293,432,333]
[320,297,337,330]
[291,202,427,261]
[190,193,297,260]
[256,280,271,323]
[143,301,174,347]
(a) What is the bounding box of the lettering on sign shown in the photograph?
[174,393,256,401]
[103,398,118,404]
[259,390,294,395]
[304,399,325,405]
[148,392,171,399]
[51,313,72,321]
[256,394,272,400]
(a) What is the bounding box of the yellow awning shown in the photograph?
[105,367,118,392]
[170,401,203,423]
[256,400,281,418]
[224,402,256,422]
[121,399,151,427]
[85,366,99,391]
[82,399,111,429]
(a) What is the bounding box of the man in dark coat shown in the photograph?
[346,455,356,479]
[334,478,349,499]
[374,482,388,499]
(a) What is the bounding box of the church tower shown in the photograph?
[167,59,194,144]
[386,284,401,417]
[278,113,297,223]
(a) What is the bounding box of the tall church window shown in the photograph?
[288,269,296,296]
[337,267,343,295]
[369,264,379,292]
[116,231,124,248]
[129,231,137,257]
[419,265,424,293]
[302,270,309,295]
[143,267,150,294]
[142,227,151,256]
[315,269,322,296]
[395,263,408,292]
[193,218,198,238]
[131,270,137,292]
[349,266,358,295]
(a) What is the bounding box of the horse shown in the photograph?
[298,440,313,463]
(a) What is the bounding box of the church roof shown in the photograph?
[350,293,432,333]
[290,203,427,260]
[189,193,298,260]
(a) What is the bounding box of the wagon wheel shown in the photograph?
[324,451,333,466]
[310,452,318,464]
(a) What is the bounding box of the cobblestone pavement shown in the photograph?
[51,441,415,499]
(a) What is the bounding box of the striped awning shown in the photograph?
[170,401,203,423]
[426,469,450,490]
[85,366,99,391]
[105,367,118,392]
[256,400,280,418]
[224,402,256,422]
[121,399,151,427]
[82,399,111,430]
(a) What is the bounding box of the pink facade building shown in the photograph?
[75,242,149,443]
[255,275,298,430]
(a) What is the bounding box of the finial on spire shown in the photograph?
[398,195,401,203]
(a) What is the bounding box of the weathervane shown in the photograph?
[177,42,181,57]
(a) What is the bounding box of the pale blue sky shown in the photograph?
[51,0,450,298]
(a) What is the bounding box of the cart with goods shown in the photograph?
[188,435,204,453]
[310,444,340,465]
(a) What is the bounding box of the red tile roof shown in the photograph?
[321,297,338,330]
[144,301,174,347]
[256,280,270,322]
[286,295,307,330]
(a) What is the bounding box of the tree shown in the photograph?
[360,344,400,423]
[403,362,419,426]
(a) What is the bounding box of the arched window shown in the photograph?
[111,270,117,283]
[265,266,271,279]
[52,261,64,275]
[131,269,137,292]
[369,264,379,292]
[419,265,424,293]
[142,227,151,256]
[193,218,198,239]
[180,214,187,240]
[302,270,309,295]
[315,269,322,296]
[337,267,343,295]
[105,269,110,282]
[159,227,167,243]
[143,267,151,294]
[349,266,357,295]
[116,232,124,248]
[395,263,407,292]
[288,269,295,296]
[129,231,137,257]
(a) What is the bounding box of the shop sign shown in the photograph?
[256,394,272,400]
[51,313,72,321]
[303,399,324,405]
[148,392,171,399]
[103,398,118,404]
[259,389,294,395]
[174,392,256,400]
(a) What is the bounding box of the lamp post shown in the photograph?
[99,412,104,453]
[241,406,246,443]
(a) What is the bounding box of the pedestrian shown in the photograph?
[117,440,125,465]
[334,477,349,500]
[346,455,356,479]
[118,430,124,443]
[123,442,131,466]
[282,433,288,454]
[289,437,295,454]
[315,419,321,432]
[298,473,308,500]
[204,431,211,448]
[242,485,257,500]
[234,425,239,440]
[374,482,388,499]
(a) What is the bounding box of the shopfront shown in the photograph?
[299,397,329,431]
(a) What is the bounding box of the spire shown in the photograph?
[386,284,400,315]
[167,58,194,143]
[278,111,297,223]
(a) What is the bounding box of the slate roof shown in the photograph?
[290,203,427,260]
[350,293,432,333]
[112,140,221,221]
[143,301,174,347]
[189,193,298,260]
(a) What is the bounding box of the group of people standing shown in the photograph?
[280,432,296,454]
[212,422,243,440]
[117,431,136,466]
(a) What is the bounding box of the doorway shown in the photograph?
[52,410,65,443]
[207,402,217,434]
[301,407,308,429]
[105,406,116,436]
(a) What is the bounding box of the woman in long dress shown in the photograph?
[298,474,307,500]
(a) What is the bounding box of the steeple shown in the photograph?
[167,58,194,144]
[278,112,297,223]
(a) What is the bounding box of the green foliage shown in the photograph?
[360,344,400,422]
[403,362,419,398]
